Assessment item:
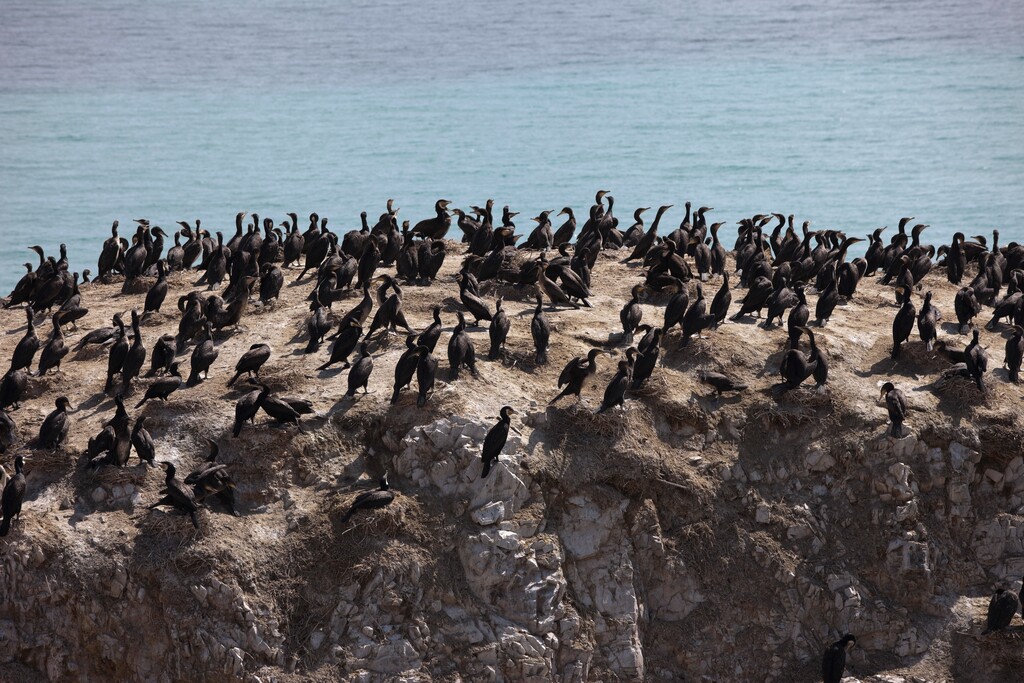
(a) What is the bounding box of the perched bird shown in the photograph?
[619,284,644,344]
[551,349,608,404]
[891,287,916,359]
[982,588,1019,634]
[488,298,510,360]
[1004,325,1023,383]
[880,381,908,437]
[597,356,633,414]
[448,311,478,380]
[228,343,271,385]
[345,343,374,397]
[391,339,425,404]
[531,295,550,365]
[698,371,748,398]
[148,461,200,529]
[416,347,438,408]
[232,386,267,438]
[821,634,856,683]
[964,329,988,391]
[37,396,73,450]
[131,415,156,466]
[185,440,238,516]
[0,454,27,536]
[135,361,183,408]
[481,406,516,478]
[186,322,218,386]
[341,473,396,523]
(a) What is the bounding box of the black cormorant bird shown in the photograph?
[131,415,156,466]
[699,371,748,398]
[597,356,633,414]
[9,307,40,373]
[187,322,218,387]
[917,291,940,352]
[1005,325,1023,383]
[488,298,510,360]
[891,287,916,359]
[821,634,856,683]
[551,349,608,404]
[391,337,424,404]
[531,295,550,365]
[149,461,200,529]
[121,310,146,393]
[619,284,644,344]
[228,343,271,385]
[880,381,908,437]
[982,588,1019,633]
[0,454,26,536]
[232,386,267,438]
[135,361,182,408]
[481,406,517,478]
[341,473,396,522]
[416,347,438,407]
[35,313,69,376]
[0,369,27,411]
[37,396,73,450]
[345,343,374,397]
[448,311,477,380]
[954,286,982,334]
[185,440,238,516]
[964,329,988,390]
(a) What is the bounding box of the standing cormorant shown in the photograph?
[698,372,748,398]
[345,343,374,397]
[880,382,908,437]
[552,207,576,246]
[185,440,238,516]
[9,307,39,373]
[821,634,856,683]
[630,328,663,389]
[1005,325,1023,383]
[983,588,1019,633]
[35,313,69,376]
[143,260,168,317]
[917,291,940,351]
[135,362,182,408]
[597,356,633,414]
[131,415,156,466]
[149,462,200,529]
[891,287,916,359]
[37,396,73,449]
[620,284,644,343]
[0,454,26,536]
[228,343,271,385]
[954,286,982,334]
[551,349,608,404]
[121,310,146,393]
[232,386,267,438]
[481,406,517,478]
[488,297,511,360]
[391,337,424,404]
[448,311,478,380]
[416,346,438,407]
[964,329,988,390]
[187,322,218,387]
[531,295,550,365]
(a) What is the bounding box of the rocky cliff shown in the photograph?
[1,244,1022,682]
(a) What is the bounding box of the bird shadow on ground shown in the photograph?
[76,393,116,417]
[941,322,968,336]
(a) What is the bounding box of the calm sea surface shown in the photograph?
[1,0,1022,290]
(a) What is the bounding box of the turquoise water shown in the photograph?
[1,1,1022,290]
